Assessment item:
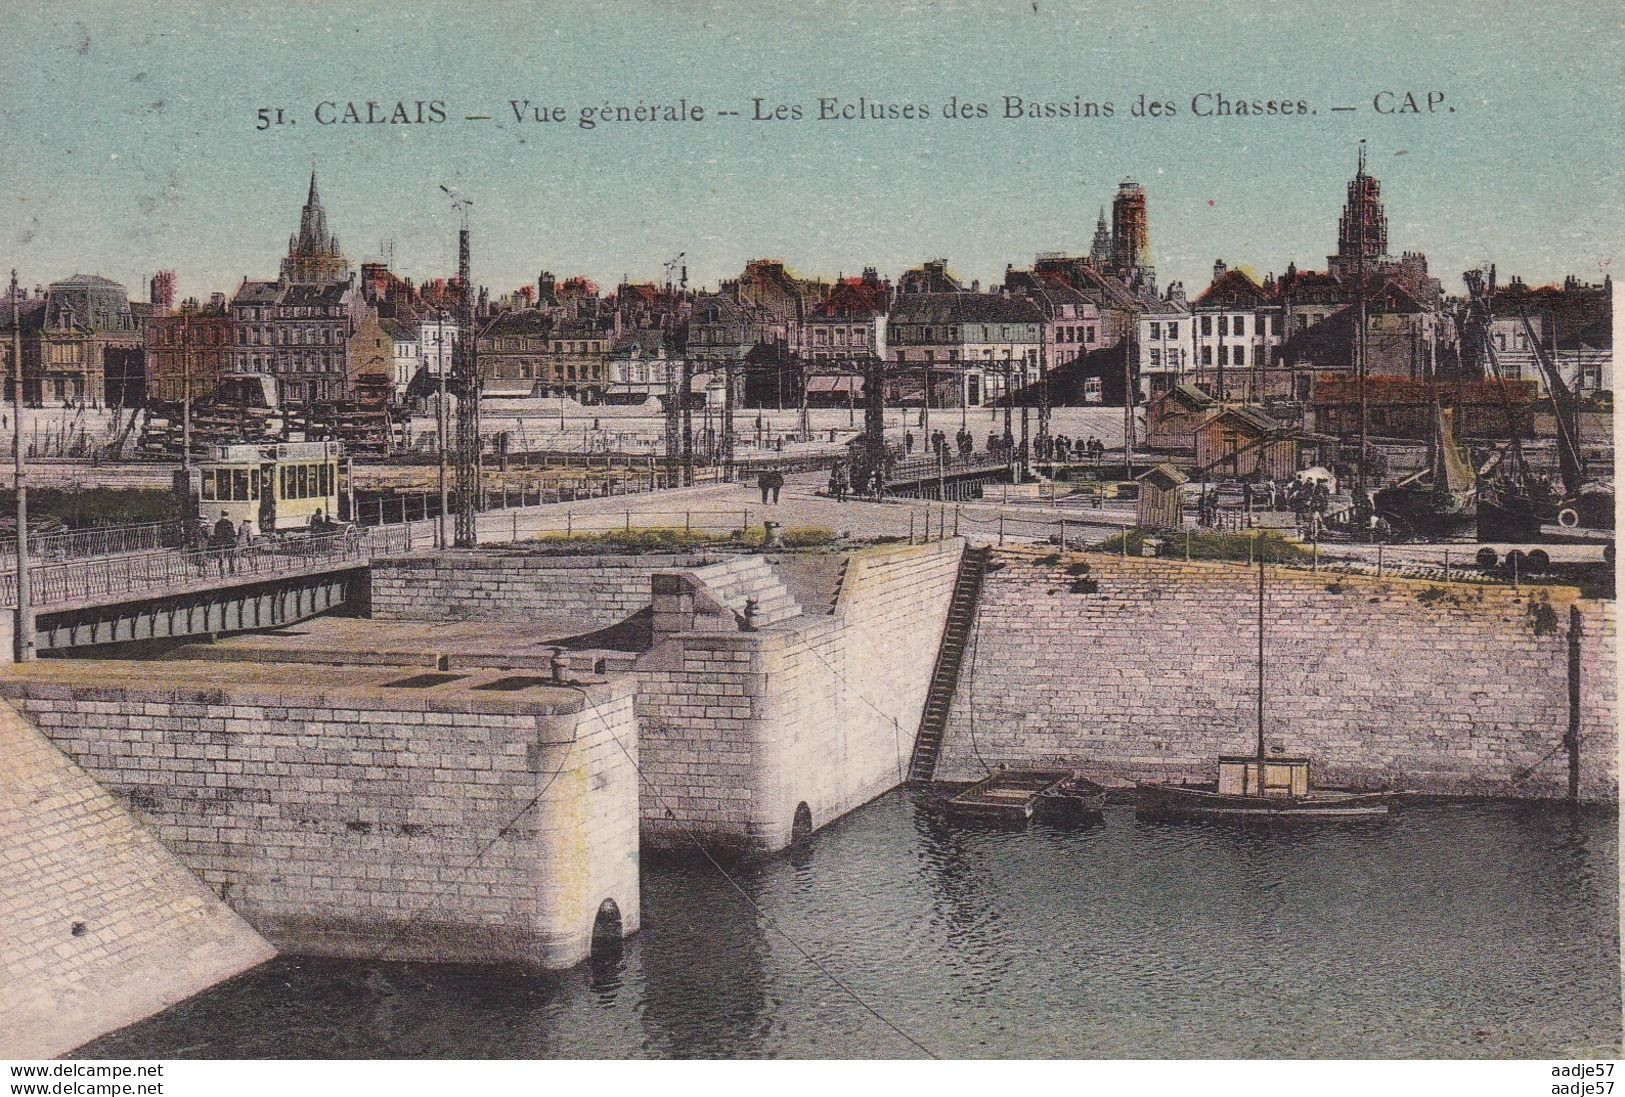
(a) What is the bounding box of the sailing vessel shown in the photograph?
[1135,553,1392,820]
[1467,269,1614,547]
[1373,405,1477,541]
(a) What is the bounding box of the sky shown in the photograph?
[2,0,1621,304]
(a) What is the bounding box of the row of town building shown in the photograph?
[1,160,1613,419]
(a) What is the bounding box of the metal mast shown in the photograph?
[1356,140,1370,497]
[8,270,32,662]
[442,187,479,547]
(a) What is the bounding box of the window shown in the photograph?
[1235,345,1247,366]
[1234,315,1246,337]
[1202,346,1213,366]
[1149,322,1161,339]
[1085,326,1095,342]
[1218,316,1229,337]
[1201,316,1212,336]
[1218,345,1229,366]
[1168,323,1178,340]
[1150,349,1162,367]
[853,329,867,346]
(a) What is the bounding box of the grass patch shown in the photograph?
[526,524,839,552]
[528,527,721,552]
[780,525,836,548]
[1098,528,1309,563]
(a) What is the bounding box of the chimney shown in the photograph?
[1212,259,1228,282]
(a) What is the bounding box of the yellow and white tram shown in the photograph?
[191,440,343,533]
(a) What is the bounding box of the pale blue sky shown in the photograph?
[2,1,1621,303]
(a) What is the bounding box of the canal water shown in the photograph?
[80,793,1619,1059]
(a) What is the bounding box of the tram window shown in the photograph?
[250,473,258,500]
[323,464,334,496]
[297,465,310,498]
[281,467,291,499]
[201,473,216,501]
[232,469,249,500]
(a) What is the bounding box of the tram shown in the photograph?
[184,440,343,534]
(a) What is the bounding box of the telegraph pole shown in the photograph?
[442,187,480,548]
[436,309,449,548]
[9,270,33,662]
[680,355,694,486]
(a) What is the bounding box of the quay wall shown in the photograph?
[936,549,1617,802]
[0,700,273,1058]
[366,551,719,627]
[0,672,641,969]
[636,539,963,853]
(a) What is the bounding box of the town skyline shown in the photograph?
[5,150,1615,309]
[4,1,1621,304]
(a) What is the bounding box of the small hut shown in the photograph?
[1136,462,1189,531]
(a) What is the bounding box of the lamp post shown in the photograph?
[9,270,33,662]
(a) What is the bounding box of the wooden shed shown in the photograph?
[1194,405,1300,481]
[1136,462,1189,530]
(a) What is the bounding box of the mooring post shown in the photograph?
[1377,543,1383,577]
[998,515,1005,546]
[1568,605,1583,803]
[1060,517,1067,550]
[910,511,916,544]
[512,511,518,541]
[1121,523,1127,558]
[625,509,631,532]
[566,510,573,537]
[954,505,960,537]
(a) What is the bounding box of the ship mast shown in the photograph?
[1356,140,1370,498]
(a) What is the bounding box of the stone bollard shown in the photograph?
[550,646,567,684]
[763,520,781,547]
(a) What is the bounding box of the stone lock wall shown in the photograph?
[366,551,719,626]
[936,549,1618,801]
[0,700,274,1058]
[635,539,964,854]
[0,672,642,969]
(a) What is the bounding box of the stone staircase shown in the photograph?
[907,545,991,782]
[690,555,803,627]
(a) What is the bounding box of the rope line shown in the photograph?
[571,685,938,1060]
[363,709,584,963]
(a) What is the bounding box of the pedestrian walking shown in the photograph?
[904,430,915,454]
[767,469,783,504]
[211,509,237,575]
[758,469,773,504]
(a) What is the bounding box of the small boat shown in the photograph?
[1374,405,1477,541]
[945,767,1101,822]
[1136,757,1389,820]
[1135,554,1392,822]
[1036,774,1107,818]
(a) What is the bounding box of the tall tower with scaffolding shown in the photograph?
[443,188,480,547]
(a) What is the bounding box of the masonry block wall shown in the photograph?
[0,673,641,969]
[636,539,964,854]
[0,700,274,1058]
[366,551,718,625]
[936,549,1618,801]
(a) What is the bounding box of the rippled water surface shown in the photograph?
[81,794,1620,1059]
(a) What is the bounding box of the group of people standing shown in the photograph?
[1033,434,1105,464]
[826,460,884,502]
[903,429,978,460]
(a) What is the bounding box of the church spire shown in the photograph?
[281,169,350,285]
[1089,205,1112,264]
